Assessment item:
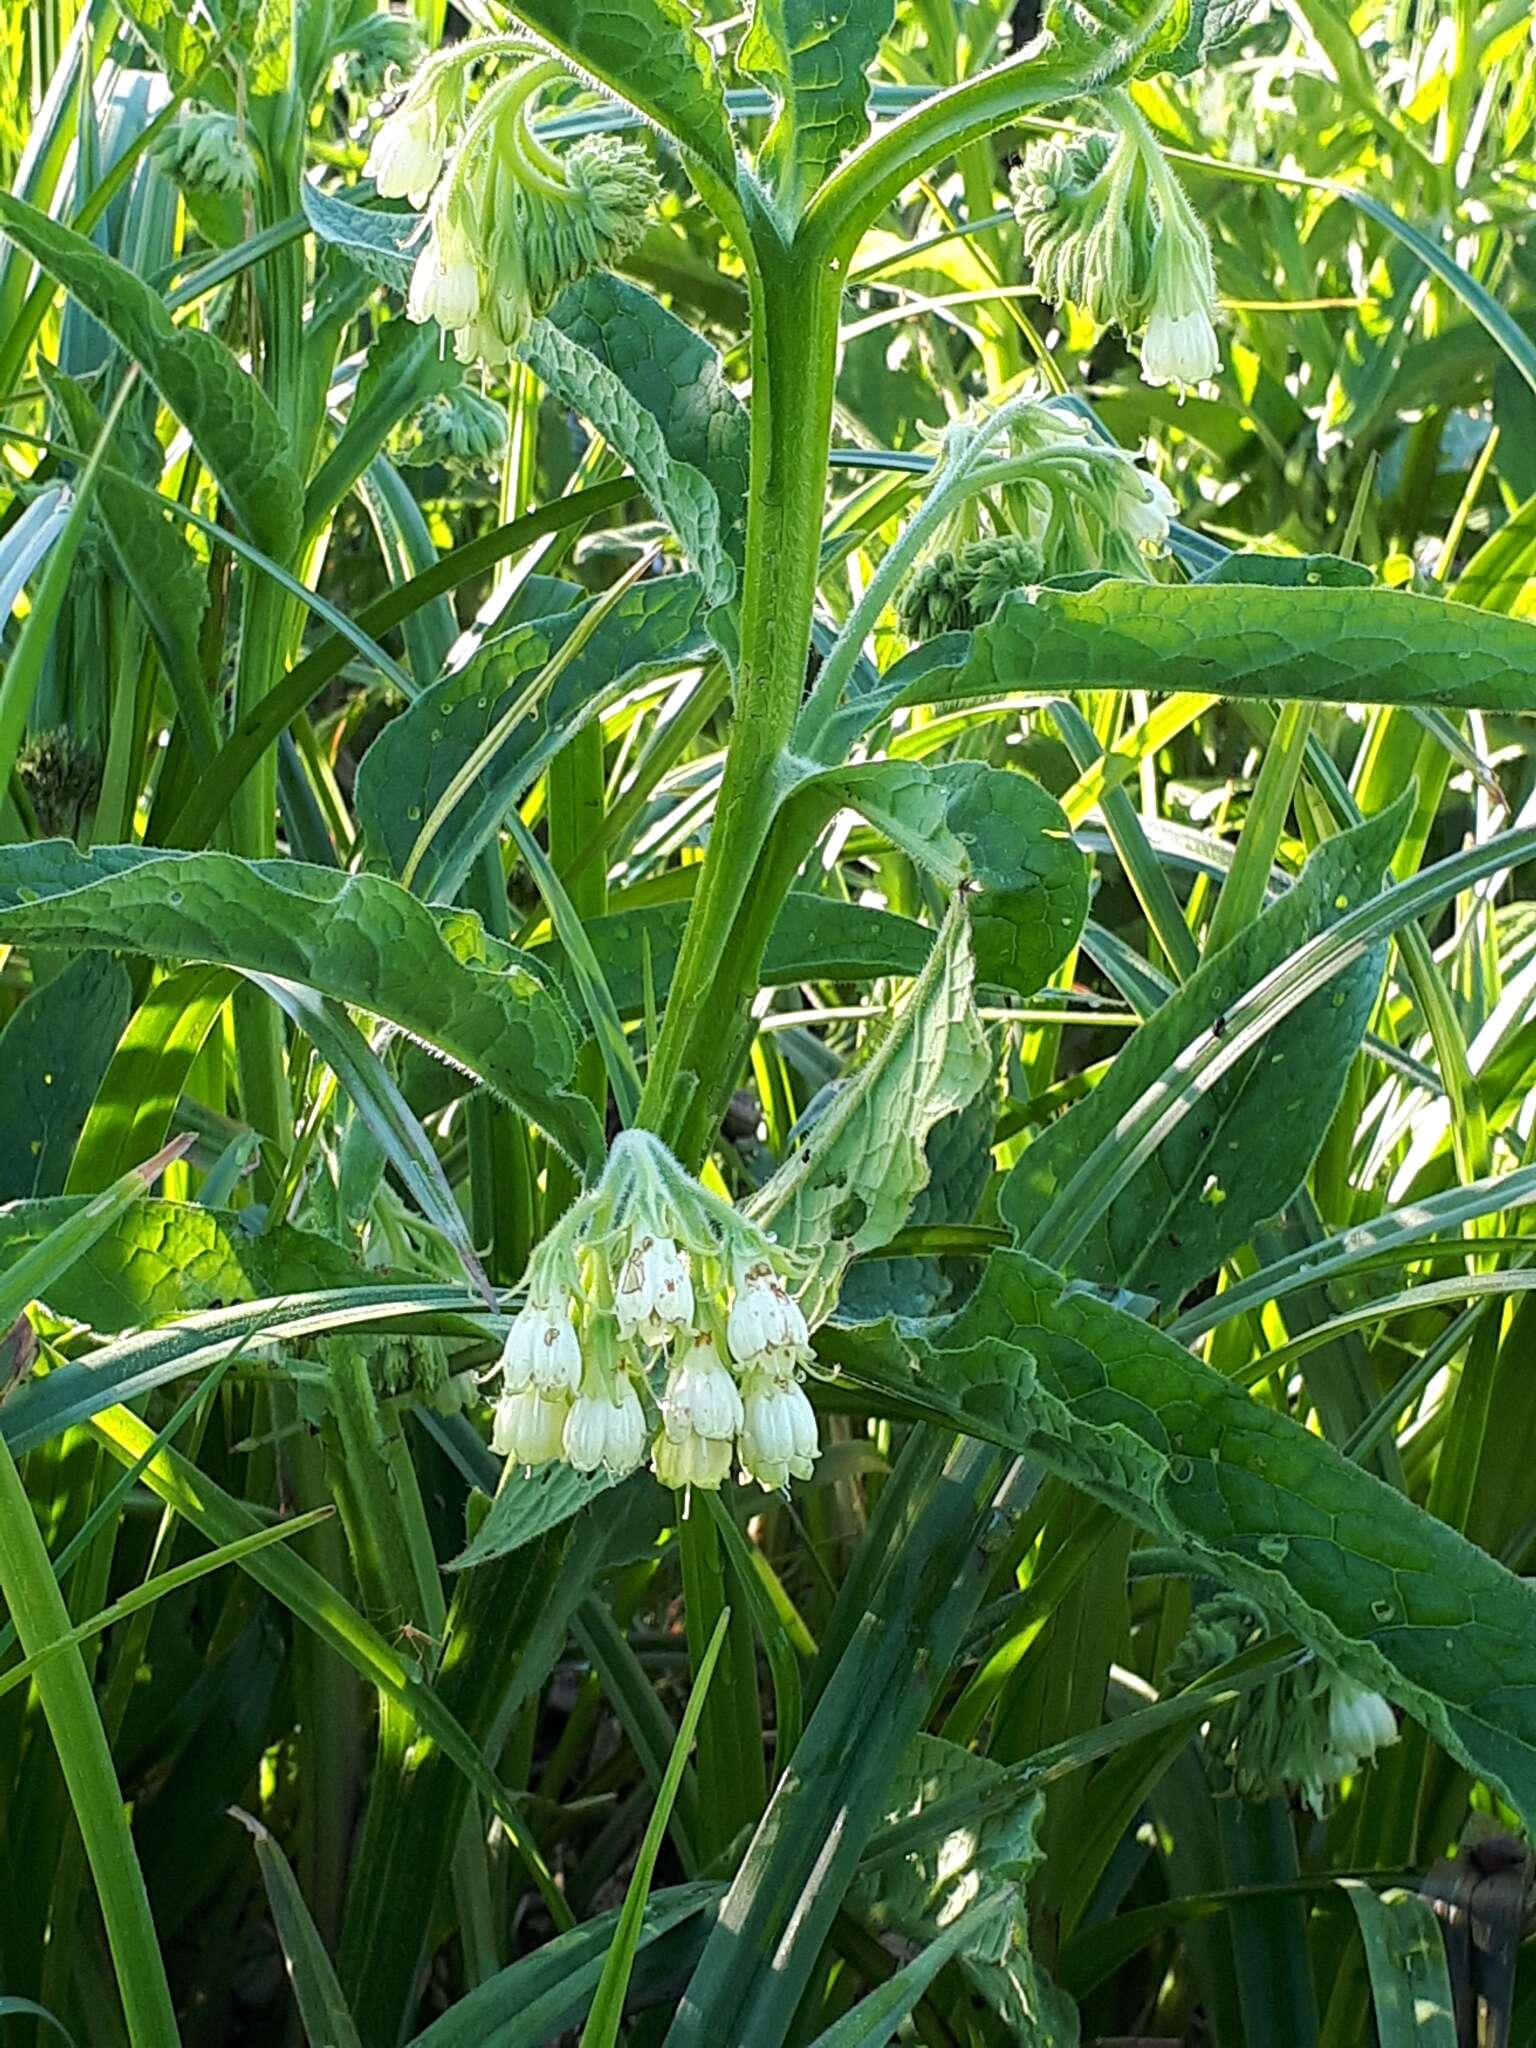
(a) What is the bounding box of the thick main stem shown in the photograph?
[638,231,844,1167]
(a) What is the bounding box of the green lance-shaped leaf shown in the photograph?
[784,757,1089,997]
[739,0,897,218]
[543,273,749,571]
[940,579,1536,715]
[494,0,736,183]
[0,1197,363,1331]
[752,900,991,1319]
[889,1249,1536,1833]
[232,1810,364,2048]
[356,575,710,898]
[0,194,302,560]
[0,956,130,1201]
[0,845,604,1171]
[1337,1882,1456,2048]
[42,368,216,760]
[1001,799,1407,1305]
[519,319,734,605]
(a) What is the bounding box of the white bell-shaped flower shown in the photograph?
[652,1428,733,1492]
[564,1375,648,1478]
[492,1388,569,1466]
[500,1295,582,1396]
[1327,1679,1398,1766]
[1122,469,1179,548]
[1139,214,1221,389]
[738,1371,819,1491]
[615,1233,694,1344]
[660,1333,743,1443]
[366,100,447,208]
[726,1258,809,1368]
[407,215,480,331]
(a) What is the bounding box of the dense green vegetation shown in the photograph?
[2,0,1536,2042]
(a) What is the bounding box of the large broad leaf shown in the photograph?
[0,194,302,559]
[0,1197,361,1330]
[752,902,991,1317]
[355,575,710,899]
[739,0,896,217]
[301,184,419,289]
[864,1251,1536,1834]
[932,580,1536,715]
[785,758,1089,998]
[542,273,749,572]
[0,956,130,1201]
[493,0,735,183]
[0,845,604,1171]
[1001,801,1406,1305]
[519,320,735,605]
[837,1085,997,1322]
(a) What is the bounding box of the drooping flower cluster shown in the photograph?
[1169,1595,1399,1816]
[895,396,1180,637]
[364,43,658,370]
[490,1131,820,1494]
[155,110,259,197]
[1010,95,1221,390]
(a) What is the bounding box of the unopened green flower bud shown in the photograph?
[396,383,508,473]
[17,729,102,838]
[340,10,422,97]
[156,110,259,197]
[897,534,1044,641]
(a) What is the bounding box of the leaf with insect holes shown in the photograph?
[849,1736,1077,2044]
[355,575,710,900]
[0,194,302,560]
[751,901,991,1319]
[0,845,604,1172]
[739,0,897,217]
[1001,798,1408,1304]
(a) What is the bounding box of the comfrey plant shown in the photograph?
[491,1130,818,1490]
[6,0,1536,2042]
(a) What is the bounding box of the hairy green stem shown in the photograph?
[638,228,843,1165]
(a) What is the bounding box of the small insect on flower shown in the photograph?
[615,1233,695,1344]
[500,1296,582,1396]
[726,1257,810,1368]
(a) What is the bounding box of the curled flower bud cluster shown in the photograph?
[395,383,509,474]
[1169,1595,1398,1816]
[155,110,259,197]
[490,1131,820,1495]
[1010,100,1222,390]
[895,397,1181,637]
[338,11,422,98]
[365,45,658,369]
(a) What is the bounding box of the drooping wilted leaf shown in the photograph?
[753,901,991,1316]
